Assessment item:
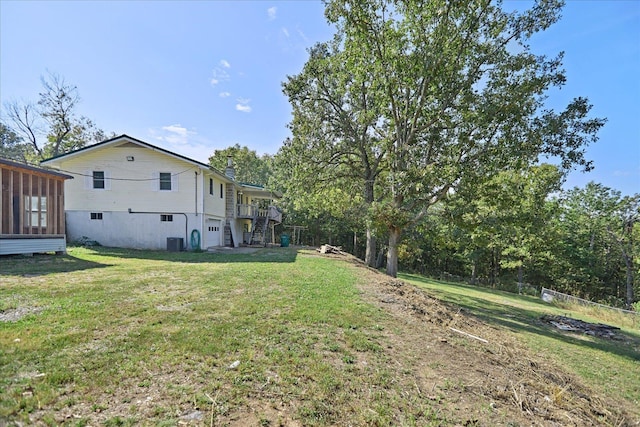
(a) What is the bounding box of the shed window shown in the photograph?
[24,196,47,227]
[159,173,172,191]
[93,171,105,189]
[161,214,173,222]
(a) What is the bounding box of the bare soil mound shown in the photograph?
[354,263,637,426]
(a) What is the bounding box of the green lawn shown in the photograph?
[1,247,638,426]
[0,247,437,426]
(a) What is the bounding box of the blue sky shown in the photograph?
[1,1,638,196]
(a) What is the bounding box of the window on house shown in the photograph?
[220,183,223,198]
[161,214,173,222]
[209,178,213,195]
[159,173,172,191]
[93,171,105,189]
[90,212,103,220]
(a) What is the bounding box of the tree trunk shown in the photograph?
[363,177,377,267]
[365,227,377,267]
[353,231,357,257]
[470,259,478,285]
[376,247,385,269]
[386,227,401,277]
[517,263,524,294]
[623,251,634,309]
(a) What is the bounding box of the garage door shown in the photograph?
[206,219,222,247]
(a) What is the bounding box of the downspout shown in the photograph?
[127,208,188,249]
[194,171,198,216]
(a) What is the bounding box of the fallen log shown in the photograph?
[318,244,347,255]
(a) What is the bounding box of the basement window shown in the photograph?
[90,212,103,220]
[160,214,173,222]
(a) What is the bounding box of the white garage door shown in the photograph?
[205,220,222,247]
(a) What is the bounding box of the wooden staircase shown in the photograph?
[249,213,270,246]
[224,221,234,247]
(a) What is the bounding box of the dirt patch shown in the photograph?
[351,261,638,426]
[0,306,43,322]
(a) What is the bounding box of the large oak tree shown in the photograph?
[317,0,605,277]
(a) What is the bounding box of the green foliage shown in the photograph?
[0,123,34,162]
[208,143,272,186]
[280,40,388,265]
[553,183,639,306]
[296,0,606,276]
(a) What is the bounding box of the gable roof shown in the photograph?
[41,134,230,181]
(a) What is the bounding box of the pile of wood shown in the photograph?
[318,244,347,255]
[540,314,621,340]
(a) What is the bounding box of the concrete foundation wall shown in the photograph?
[66,211,200,250]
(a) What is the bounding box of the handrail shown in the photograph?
[237,204,282,223]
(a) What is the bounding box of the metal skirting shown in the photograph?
[0,236,67,255]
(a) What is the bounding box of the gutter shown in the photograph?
[127,208,189,250]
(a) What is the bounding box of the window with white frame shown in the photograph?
[24,196,47,227]
[93,171,105,189]
[159,173,172,191]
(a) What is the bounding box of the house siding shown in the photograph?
[56,145,199,213]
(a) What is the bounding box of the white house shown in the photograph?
[40,134,281,250]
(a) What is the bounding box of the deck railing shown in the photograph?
[237,204,282,223]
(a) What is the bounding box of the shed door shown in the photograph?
[206,220,221,247]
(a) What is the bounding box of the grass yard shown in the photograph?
[1,246,639,426]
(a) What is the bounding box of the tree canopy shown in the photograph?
[282,0,605,277]
[2,71,106,162]
[208,144,272,187]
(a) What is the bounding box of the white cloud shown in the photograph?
[158,124,195,145]
[219,91,231,98]
[296,26,309,43]
[267,6,276,20]
[281,27,290,38]
[220,59,230,68]
[210,67,230,87]
[236,98,252,113]
[147,125,216,163]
